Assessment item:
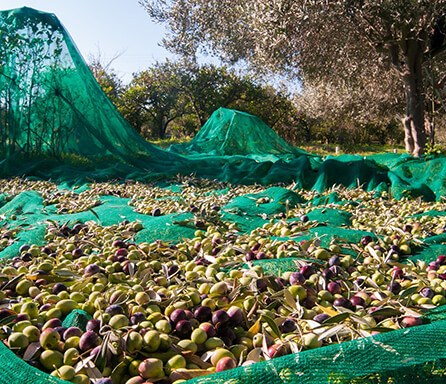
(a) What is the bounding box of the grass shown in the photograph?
[150,137,191,149]
[299,142,406,156]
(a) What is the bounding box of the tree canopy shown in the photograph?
[91,59,298,140]
[141,0,446,156]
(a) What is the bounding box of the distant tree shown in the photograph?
[141,0,446,156]
[119,60,299,140]
[178,63,249,127]
[120,61,186,139]
[88,54,123,106]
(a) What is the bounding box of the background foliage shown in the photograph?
[90,58,411,150]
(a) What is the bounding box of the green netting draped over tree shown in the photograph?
[0,7,177,164]
[168,107,306,160]
[2,6,446,384]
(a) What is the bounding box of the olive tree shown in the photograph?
[141,0,446,156]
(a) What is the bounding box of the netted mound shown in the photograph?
[168,107,305,158]
[0,7,177,166]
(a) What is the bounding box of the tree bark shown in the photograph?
[401,37,426,157]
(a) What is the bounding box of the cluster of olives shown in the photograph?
[0,220,443,384]
[0,179,445,384]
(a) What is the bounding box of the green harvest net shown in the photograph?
[2,6,446,384]
[168,107,307,160]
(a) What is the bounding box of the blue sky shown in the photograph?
[0,1,299,93]
[0,0,178,83]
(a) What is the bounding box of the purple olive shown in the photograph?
[300,265,315,278]
[35,279,48,288]
[361,236,373,246]
[227,306,244,326]
[200,323,216,337]
[79,331,100,352]
[327,281,342,295]
[219,327,236,342]
[170,309,187,324]
[350,296,366,307]
[54,326,67,338]
[256,252,268,260]
[333,297,354,310]
[72,248,83,257]
[63,327,83,341]
[279,318,297,333]
[420,287,434,299]
[151,208,162,216]
[86,318,101,333]
[313,313,330,323]
[43,318,62,329]
[175,320,192,336]
[84,264,101,276]
[194,306,213,323]
[328,256,340,267]
[21,253,33,262]
[41,246,53,255]
[387,281,402,294]
[212,310,229,326]
[302,297,315,309]
[322,268,334,280]
[251,243,261,252]
[115,248,128,257]
[437,255,446,265]
[168,265,179,276]
[347,266,356,274]
[289,272,306,285]
[300,215,309,223]
[19,244,31,254]
[0,309,12,320]
[130,312,146,325]
[52,283,67,294]
[105,304,124,317]
[391,267,404,279]
[112,240,127,248]
[254,279,267,292]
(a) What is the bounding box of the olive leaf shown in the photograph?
[317,324,345,341]
[184,352,213,369]
[350,314,373,327]
[0,314,17,326]
[366,326,398,333]
[283,288,298,310]
[369,307,401,318]
[94,332,110,372]
[399,305,423,317]
[322,312,351,324]
[23,342,42,361]
[1,273,25,291]
[260,314,281,339]
[110,360,128,384]
[248,319,261,334]
[246,347,263,363]
[399,285,419,299]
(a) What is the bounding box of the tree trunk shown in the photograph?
[402,38,426,157]
[155,116,166,139]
